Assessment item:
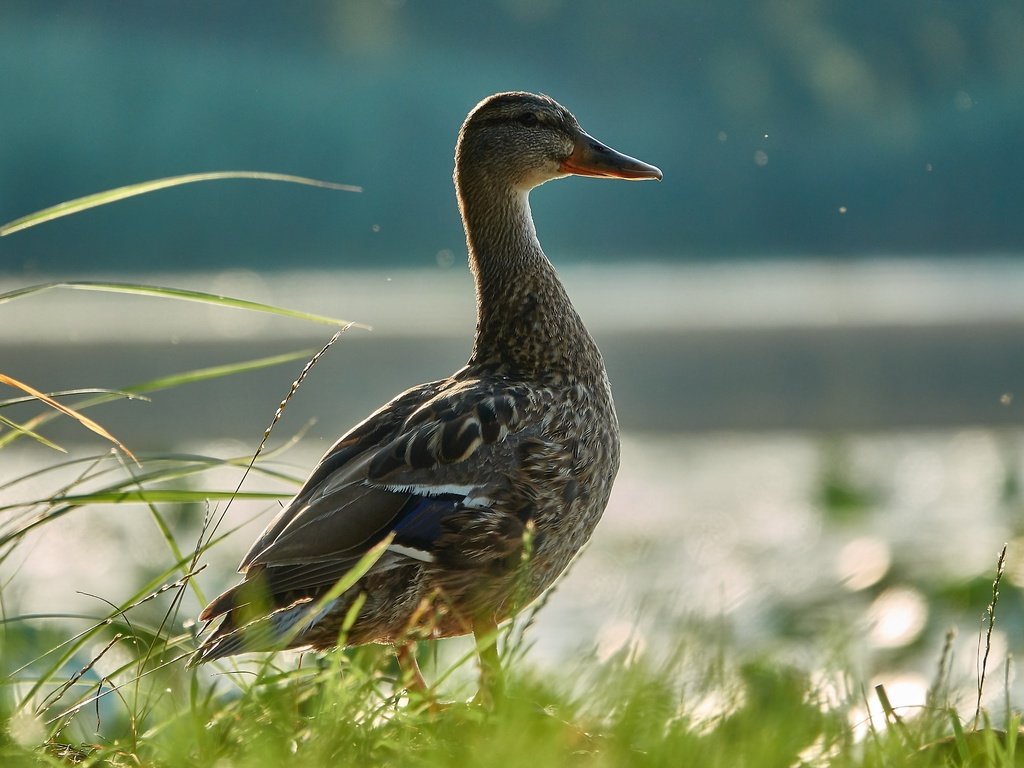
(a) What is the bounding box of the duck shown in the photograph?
[190,92,662,701]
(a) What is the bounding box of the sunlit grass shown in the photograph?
[3,569,1022,767]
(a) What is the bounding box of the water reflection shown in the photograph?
[836,536,891,591]
[867,587,928,648]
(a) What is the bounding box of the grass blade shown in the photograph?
[0,171,361,236]
[0,489,286,549]
[0,450,302,498]
[0,281,370,329]
[0,348,323,452]
[47,489,287,505]
[0,413,66,452]
[120,348,332,391]
[0,373,137,464]
[0,388,149,409]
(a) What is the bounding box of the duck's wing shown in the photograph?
[198,375,542,623]
[233,380,443,573]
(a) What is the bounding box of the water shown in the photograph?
[3,260,1024,444]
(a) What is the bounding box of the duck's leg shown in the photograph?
[472,615,503,707]
[395,641,428,693]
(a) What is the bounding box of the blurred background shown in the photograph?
[2,0,1024,716]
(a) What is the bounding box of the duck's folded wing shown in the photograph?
[235,378,540,574]
[236,381,442,572]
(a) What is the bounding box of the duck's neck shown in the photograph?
[456,176,599,378]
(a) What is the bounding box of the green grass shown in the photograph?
[2,597,1022,767]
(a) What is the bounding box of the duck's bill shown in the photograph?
[560,131,663,181]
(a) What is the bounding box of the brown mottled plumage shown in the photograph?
[190,92,661,700]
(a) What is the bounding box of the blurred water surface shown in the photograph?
[3,259,1023,440]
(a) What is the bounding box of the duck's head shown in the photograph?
[456,92,662,193]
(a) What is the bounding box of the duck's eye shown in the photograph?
[518,112,539,127]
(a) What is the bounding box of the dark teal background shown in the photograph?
[3,1,1022,273]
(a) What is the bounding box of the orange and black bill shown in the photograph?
[560,131,663,181]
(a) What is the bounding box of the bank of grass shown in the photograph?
[1,589,1022,767]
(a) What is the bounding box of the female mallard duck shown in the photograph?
[191,92,661,699]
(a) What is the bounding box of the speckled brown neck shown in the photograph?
[456,170,601,378]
